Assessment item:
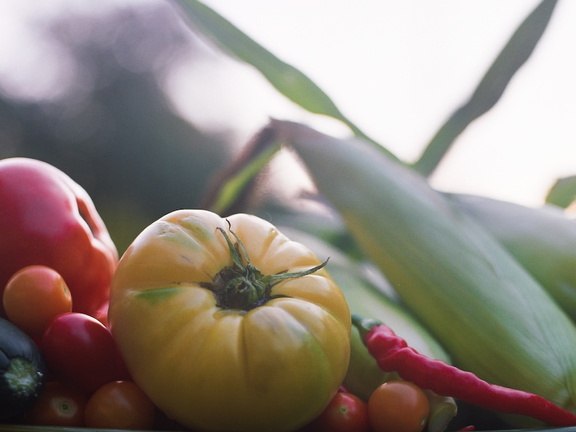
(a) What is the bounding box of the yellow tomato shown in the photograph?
[109,210,351,432]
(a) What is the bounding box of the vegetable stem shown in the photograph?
[203,221,328,311]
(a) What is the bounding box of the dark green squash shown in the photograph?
[0,317,45,420]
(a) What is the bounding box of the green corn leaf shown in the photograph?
[170,0,391,156]
[172,0,559,175]
[413,0,558,177]
[202,132,281,215]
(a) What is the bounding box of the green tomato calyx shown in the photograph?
[205,222,328,311]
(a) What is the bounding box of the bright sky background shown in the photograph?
[185,0,576,207]
[1,0,575,206]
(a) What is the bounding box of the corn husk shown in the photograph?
[449,193,576,321]
[274,119,576,425]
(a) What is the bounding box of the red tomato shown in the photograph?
[0,157,118,318]
[0,157,118,316]
[3,265,73,337]
[40,312,130,394]
[368,380,430,432]
[25,381,87,427]
[84,380,156,430]
[310,391,370,432]
[93,301,109,328]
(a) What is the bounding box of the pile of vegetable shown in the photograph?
[2,0,576,431]
[2,146,576,432]
[0,157,442,432]
[0,158,156,430]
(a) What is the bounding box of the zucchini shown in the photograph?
[0,318,45,420]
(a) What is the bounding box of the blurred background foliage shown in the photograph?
[1,0,572,256]
[0,2,234,253]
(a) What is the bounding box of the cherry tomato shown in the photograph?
[311,391,369,432]
[3,265,72,337]
[84,380,156,430]
[368,380,430,432]
[25,381,87,427]
[40,312,130,394]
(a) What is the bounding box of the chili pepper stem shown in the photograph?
[351,314,381,338]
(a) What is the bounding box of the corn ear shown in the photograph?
[448,193,576,321]
[273,119,576,423]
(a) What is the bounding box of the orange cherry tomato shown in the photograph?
[3,265,72,337]
[25,381,87,427]
[368,380,430,432]
[84,380,156,430]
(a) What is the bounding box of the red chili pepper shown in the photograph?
[352,315,576,427]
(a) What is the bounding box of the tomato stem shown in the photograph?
[204,222,328,311]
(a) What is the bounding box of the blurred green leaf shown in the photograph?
[546,175,576,208]
[207,140,280,215]
[173,0,561,186]
[413,0,558,177]
[170,0,397,159]
[201,124,282,215]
